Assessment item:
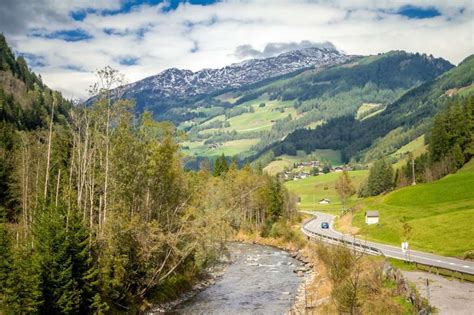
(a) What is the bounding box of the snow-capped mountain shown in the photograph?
[122,47,349,100]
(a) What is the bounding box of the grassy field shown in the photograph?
[181,139,259,158]
[264,149,342,175]
[304,120,324,129]
[351,159,474,257]
[391,135,427,170]
[356,103,383,120]
[285,170,369,213]
[195,97,297,135]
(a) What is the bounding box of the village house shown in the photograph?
[365,211,379,225]
[319,198,331,205]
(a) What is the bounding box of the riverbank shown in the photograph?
[147,252,232,314]
[234,228,335,314]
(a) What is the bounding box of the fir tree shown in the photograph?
[0,206,12,303]
[213,154,229,176]
[366,159,394,196]
[3,245,43,313]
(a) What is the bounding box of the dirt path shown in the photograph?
[402,271,474,314]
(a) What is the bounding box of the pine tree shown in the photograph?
[0,206,12,303]
[213,154,229,176]
[32,204,105,314]
[366,159,394,196]
[3,244,43,313]
[428,113,449,163]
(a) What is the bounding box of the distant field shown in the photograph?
[226,99,296,132]
[391,135,427,170]
[181,139,259,158]
[285,170,369,213]
[304,120,324,129]
[263,154,302,175]
[264,149,342,175]
[356,103,384,120]
[351,159,474,257]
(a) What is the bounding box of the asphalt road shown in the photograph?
[301,211,474,276]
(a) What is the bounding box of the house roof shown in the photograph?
[365,211,379,217]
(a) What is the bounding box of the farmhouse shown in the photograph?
[365,211,379,225]
[319,198,331,205]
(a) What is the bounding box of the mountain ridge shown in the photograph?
[125,47,348,98]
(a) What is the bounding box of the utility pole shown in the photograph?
[426,278,430,308]
[411,157,416,186]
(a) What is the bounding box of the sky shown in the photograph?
[0,0,473,99]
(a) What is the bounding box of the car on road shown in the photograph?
[321,222,329,229]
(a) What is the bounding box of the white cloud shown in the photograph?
[2,0,472,99]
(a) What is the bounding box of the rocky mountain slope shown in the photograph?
[120,47,349,117]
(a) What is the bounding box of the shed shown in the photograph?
[319,198,331,205]
[365,211,379,225]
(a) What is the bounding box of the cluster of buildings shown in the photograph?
[294,161,321,168]
[208,143,222,149]
[280,163,354,181]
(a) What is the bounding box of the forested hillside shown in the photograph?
[0,34,72,219]
[264,54,474,163]
[0,37,297,313]
[180,51,452,164]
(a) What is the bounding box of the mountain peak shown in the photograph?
[122,47,349,106]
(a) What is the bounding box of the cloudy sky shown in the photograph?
[1,0,473,99]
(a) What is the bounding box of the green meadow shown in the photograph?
[285,170,369,213]
[352,159,474,257]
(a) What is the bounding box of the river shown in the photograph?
[172,242,303,315]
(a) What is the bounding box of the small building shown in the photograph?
[365,211,379,225]
[319,198,331,205]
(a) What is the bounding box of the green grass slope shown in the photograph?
[352,159,474,257]
[182,51,453,163]
[285,170,368,213]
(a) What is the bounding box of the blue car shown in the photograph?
[321,222,329,229]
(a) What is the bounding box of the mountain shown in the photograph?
[176,51,454,166]
[119,47,349,120]
[262,54,474,164]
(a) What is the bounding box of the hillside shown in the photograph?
[265,54,474,164]
[351,159,474,257]
[119,47,348,122]
[180,51,452,163]
[285,170,368,212]
[0,35,71,219]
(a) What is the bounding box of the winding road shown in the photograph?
[301,212,474,276]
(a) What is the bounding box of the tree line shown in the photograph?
[0,59,297,312]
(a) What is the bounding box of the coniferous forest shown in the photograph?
[0,37,297,313]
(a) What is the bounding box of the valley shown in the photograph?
[1,2,473,312]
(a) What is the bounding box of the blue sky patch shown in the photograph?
[397,5,441,19]
[69,0,221,20]
[30,29,93,42]
[118,56,139,66]
[63,64,85,72]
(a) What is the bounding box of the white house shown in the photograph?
[319,198,331,205]
[365,211,379,225]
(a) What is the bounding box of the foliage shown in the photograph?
[258,54,473,163]
[353,159,474,257]
[0,37,298,313]
[396,96,474,186]
[335,171,356,211]
[361,159,394,196]
[213,153,229,176]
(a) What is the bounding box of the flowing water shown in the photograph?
[172,242,302,315]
